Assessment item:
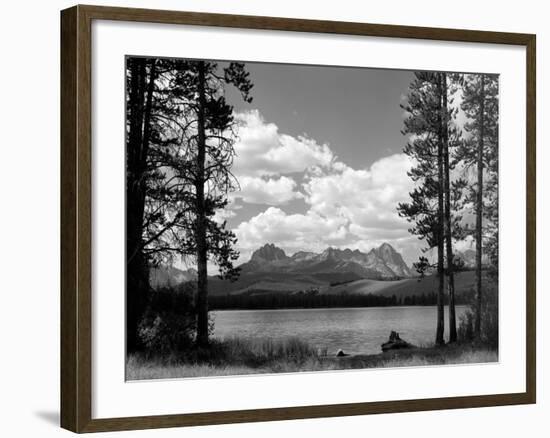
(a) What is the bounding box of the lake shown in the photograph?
[212,306,468,355]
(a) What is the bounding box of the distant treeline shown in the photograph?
[209,290,473,310]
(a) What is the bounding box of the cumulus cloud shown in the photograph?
[226,111,479,267]
[232,153,423,263]
[221,110,335,207]
[233,110,335,178]
[234,207,349,260]
[454,235,475,252]
[303,153,414,237]
[235,176,303,205]
[212,200,242,224]
[224,112,457,265]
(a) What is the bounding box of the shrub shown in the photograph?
[138,283,197,355]
[458,283,498,349]
[458,308,475,342]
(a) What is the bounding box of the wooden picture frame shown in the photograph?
[60,4,536,433]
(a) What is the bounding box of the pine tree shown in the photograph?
[126,57,157,352]
[171,60,253,347]
[126,57,205,351]
[441,74,466,343]
[125,58,253,351]
[398,72,446,346]
[458,73,499,339]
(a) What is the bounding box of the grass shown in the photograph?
[328,344,497,370]
[126,358,260,380]
[213,336,319,365]
[126,337,497,380]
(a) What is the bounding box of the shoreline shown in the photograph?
[211,304,469,312]
[320,344,497,368]
[126,342,497,381]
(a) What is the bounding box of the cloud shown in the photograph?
[232,153,423,264]
[212,200,242,224]
[303,153,415,236]
[223,110,334,207]
[234,207,349,261]
[233,110,335,178]
[454,235,475,252]
[235,176,303,205]
[349,224,410,240]
[226,110,482,267]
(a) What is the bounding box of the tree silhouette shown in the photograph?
[170,60,253,346]
[125,57,253,351]
[398,71,447,346]
[440,73,467,343]
[457,73,499,338]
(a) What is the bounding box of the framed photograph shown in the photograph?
[60,4,536,433]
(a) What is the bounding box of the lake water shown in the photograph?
[212,306,468,355]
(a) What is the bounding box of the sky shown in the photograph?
[215,61,435,267]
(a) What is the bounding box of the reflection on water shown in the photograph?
[212,306,468,355]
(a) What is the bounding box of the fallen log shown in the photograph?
[381,331,414,352]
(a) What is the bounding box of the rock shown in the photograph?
[381,331,414,352]
[336,349,348,357]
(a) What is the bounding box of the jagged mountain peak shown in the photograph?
[320,247,338,259]
[370,242,397,255]
[250,243,288,262]
[379,242,396,250]
[244,242,412,279]
[370,243,411,277]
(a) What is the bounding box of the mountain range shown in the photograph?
[148,243,487,302]
[150,242,413,294]
[240,242,413,279]
[150,265,197,289]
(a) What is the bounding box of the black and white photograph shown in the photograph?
[125,57,499,380]
[1,0,543,435]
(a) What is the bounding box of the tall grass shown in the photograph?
[216,336,319,365]
[127,336,319,380]
[126,337,497,380]
[374,348,497,368]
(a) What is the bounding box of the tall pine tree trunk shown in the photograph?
[195,61,209,347]
[442,74,457,343]
[126,58,151,352]
[475,75,486,340]
[141,60,156,170]
[435,73,446,346]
